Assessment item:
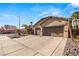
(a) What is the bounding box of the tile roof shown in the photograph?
[34,16,68,27]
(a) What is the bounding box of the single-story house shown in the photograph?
[33,16,69,38]
[0,25,16,34]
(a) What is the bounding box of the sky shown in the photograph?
[0,3,79,28]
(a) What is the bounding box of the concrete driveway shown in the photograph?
[0,35,67,56]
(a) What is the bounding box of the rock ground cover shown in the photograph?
[63,38,79,56]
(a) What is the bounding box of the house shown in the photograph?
[3,25,16,30]
[0,25,16,34]
[33,16,69,38]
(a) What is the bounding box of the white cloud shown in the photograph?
[66,3,79,15]
[31,3,79,18]
[0,13,17,21]
[39,11,49,16]
[71,3,79,7]
[0,13,16,18]
[1,14,13,17]
[31,4,43,11]
[50,8,61,15]
[39,7,61,17]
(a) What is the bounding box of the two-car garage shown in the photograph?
[43,26,64,37]
[34,16,68,38]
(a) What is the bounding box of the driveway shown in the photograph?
[0,35,67,56]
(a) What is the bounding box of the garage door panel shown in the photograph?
[43,26,64,37]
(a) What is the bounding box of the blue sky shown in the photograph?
[0,3,79,28]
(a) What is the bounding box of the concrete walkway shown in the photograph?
[0,35,67,56]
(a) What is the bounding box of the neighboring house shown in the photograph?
[33,16,69,37]
[3,25,16,30]
[0,25,16,33]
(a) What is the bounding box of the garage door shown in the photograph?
[43,26,64,37]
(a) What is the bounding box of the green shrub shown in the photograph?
[15,29,20,35]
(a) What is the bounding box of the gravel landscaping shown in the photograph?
[63,38,79,56]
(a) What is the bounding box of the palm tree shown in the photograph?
[71,12,79,19]
[71,11,79,38]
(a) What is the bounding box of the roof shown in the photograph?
[34,16,68,27]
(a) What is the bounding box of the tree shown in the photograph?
[71,11,79,38]
[71,11,79,19]
[30,22,33,26]
[22,24,34,34]
[22,24,29,33]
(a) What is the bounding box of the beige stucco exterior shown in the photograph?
[34,16,68,38]
[64,25,68,38]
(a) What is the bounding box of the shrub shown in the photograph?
[15,29,20,35]
[76,35,79,44]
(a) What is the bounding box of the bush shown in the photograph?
[15,29,20,35]
[76,35,79,44]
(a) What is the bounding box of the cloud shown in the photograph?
[39,3,79,18]
[66,3,79,14]
[31,4,43,11]
[0,13,16,18]
[1,14,13,17]
[31,3,79,19]
[39,7,62,17]
[0,13,17,21]
[31,4,66,17]
[50,8,61,15]
[71,3,79,7]
[66,3,79,9]
[39,11,49,16]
